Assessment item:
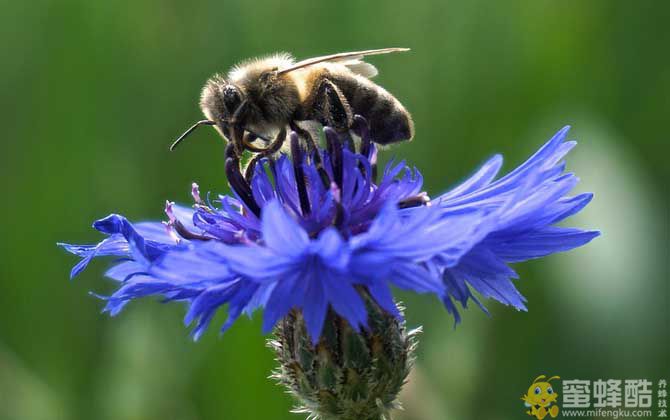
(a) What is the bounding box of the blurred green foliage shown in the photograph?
[0,1,667,419]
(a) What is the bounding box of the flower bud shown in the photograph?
[269,289,420,420]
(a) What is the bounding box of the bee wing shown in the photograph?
[341,60,379,78]
[278,47,409,75]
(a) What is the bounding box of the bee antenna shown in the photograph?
[170,120,216,151]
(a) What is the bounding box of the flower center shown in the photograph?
[168,116,431,243]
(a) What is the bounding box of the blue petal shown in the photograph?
[489,227,600,262]
[150,242,235,284]
[185,281,244,340]
[390,262,445,295]
[92,214,172,264]
[220,281,259,334]
[310,228,349,270]
[104,260,148,282]
[261,200,310,256]
[367,282,401,319]
[439,154,503,201]
[434,127,598,320]
[301,273,327,344]
[215,243,296,280]
[262,272,302,333]
[60,215,179,279]
[322,271,368,332]
[449,253,523,309]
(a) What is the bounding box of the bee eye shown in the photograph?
[547,387,553,394]
[222,85,242,115]
[534,387,541,395]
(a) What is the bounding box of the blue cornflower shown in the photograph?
[60,123,598,342]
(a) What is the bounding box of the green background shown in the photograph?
[1,1,667,419]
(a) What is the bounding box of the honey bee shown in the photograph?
[171,48,414,156]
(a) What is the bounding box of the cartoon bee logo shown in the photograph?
[522,375,561,419]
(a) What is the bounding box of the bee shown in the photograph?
[170,48,414,155]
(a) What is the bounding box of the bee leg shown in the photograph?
[289,121,317,150]
[253,128,287,154]
[244,129,287,182]
[290,121,331,189]
[231,124,246,157]
[262,127,287,155]
[242,128,286,155]
[242,132,271,153]
[241,132,265,153]
[312,78,353,132]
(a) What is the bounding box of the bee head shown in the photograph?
[168,78,246,152]
[199,76,249,127]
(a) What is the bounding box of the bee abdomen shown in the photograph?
[335,75,413,145]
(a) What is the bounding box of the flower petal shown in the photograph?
[261,200,309,256]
